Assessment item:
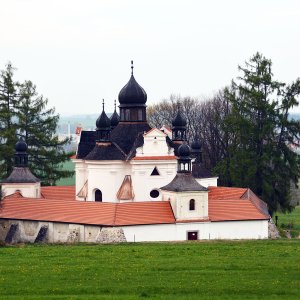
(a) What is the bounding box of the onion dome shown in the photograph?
[96,100,111,143]
[96,101,111,130]
[178,143,191,157]
[177,144,192,173]
[191,134,202,151]
[172,105,187,142]
[118,61,147,105]
[15,137,27,152]
[172,109,187,127]
[110,100,120,129]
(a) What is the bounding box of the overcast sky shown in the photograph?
[1,0,300,115]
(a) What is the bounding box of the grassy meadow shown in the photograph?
[276,206,300,238]
[0,240,299,299]
[56,160,75,186]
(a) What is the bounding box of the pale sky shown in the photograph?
[1,0,300,115]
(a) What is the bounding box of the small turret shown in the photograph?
[172,105,187,143]
[177,143,192,173]
[1,137,40,198]
[96,99,111,142]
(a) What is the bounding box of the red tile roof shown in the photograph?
[208,186,269,221]
[0,186,269,226]
[0,194,175,226]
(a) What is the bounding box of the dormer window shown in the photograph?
[189,199,195,211]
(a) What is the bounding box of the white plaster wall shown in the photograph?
[209,220,269,239]
[0,219,268,243]
[131,160,177,201]
[196,177,218,187]
[86,161,129,202]
[74,160,87,200]
[176,192,208,220]
[2,182,41,198]
[122,220,268,242]
[136,128,172,157]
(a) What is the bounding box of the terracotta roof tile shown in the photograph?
[0,194,175,226]
[0,186,269,226]
[208,186,269,221]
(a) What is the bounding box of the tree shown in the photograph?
[216,53,300,215]
[0,63,19,178]
[0,64,73,185]
[147,93,231,171]
[17,80,73,185]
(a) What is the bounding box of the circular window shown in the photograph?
[150,189,160,198]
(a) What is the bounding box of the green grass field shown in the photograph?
[0,240,299,299]
[276,206,300,238]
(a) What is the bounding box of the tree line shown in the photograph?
[148,53,300,215]
[0,63,73,185]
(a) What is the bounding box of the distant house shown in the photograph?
[0,63,270,244]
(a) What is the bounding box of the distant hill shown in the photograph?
[57,112,300,135]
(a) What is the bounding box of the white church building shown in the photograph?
[0,63,270,243]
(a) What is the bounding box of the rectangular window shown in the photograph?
[187,231,198,240]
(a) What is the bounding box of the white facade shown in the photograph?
[162,190,209,220]
[122,220,269,242]
[0,219,269,244]
[1,182,41,198]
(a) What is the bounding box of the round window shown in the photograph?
[150,189,160,198]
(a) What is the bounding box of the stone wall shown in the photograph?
[0,219,127,244]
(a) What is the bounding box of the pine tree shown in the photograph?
[0,63,19,178]
[216,53,300,215]
[17,80,73,185]
[0,64,73,185]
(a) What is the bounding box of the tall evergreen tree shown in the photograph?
[0,64,73,185]
[17,80,73,185]
[216,53,300,215]
[0,63,19,178]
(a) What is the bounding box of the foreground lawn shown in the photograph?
[0,240,299,299]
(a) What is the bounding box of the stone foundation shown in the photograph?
[0,219,127,244]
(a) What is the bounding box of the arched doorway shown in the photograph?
[95,189,102,202]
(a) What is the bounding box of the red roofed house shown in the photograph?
[0,63,270,243]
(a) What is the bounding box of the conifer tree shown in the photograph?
[17,80,73,185]
[0,63,19,178]
[0,64,73,185]
[216,53,300,215]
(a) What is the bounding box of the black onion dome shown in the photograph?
[172,110,187,127]
[110,110,120,127]
[191,138,201,150]
[118,75,147,105]
[15,138,27,152]
[178,144,191,157]
[96,110,111,129]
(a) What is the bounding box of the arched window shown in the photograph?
[95,189,102,202]
[189,199,195,211]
